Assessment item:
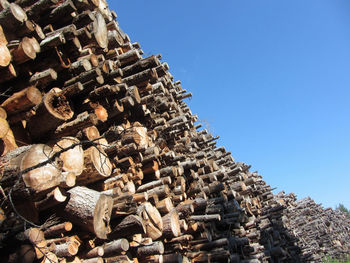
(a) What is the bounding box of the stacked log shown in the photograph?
[0,1,349,263]
[272,193,350,262]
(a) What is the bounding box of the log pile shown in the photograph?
[0,1,349,262]
[273,192,350,262]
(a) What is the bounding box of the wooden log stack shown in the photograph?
[0,1,349,263]
[272,193,350,262]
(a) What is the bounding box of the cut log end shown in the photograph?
[93,12,108,49]
[0,42,11,67]
[94,193,113,239]
[20,144,62,192]
[53,137,84,175]
[44,91,74,121]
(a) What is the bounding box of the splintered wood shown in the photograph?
[0,1,349,263]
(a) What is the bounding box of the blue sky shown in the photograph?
[111,1,350,208]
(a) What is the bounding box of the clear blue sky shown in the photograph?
[111,1,350,209]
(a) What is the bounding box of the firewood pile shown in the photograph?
[273,192,350,262]
[0,1,349,262]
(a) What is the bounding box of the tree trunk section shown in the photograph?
[77,145,112,185]
[27,89,74,140]
[1,86,42,116]
[63,186,113,239]
[52,137,84,175]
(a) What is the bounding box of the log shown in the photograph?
[88,84,125,101]
[54,112,98,137]
[136,177,171,193]
[137,202,163,240]
[136,241,164,257]
[0,144,62,193]
[192,238,228,251]
[109,215,146,239]
[62,82,84,98]
[0,24,7,44]
[0,3,27,31]
[104,255,133,263]
[84,246,104,258]
[62,186,113,239]
[189,214,221,222]
[81,126,100,141]
[1,86,42,116]
[162,253,182,263]
[82,257,104,263]
[103,239,129,256]
[54,241,79,257]
[123,68,158,86]
[47,24,78,41]
[27,89,74,140]
[0,107,6,119]
[35,186,67,210]
[44,222,73,238]
[121,125,149,148]
[69,58,92,75]
[73,10,95,29]
[162,209,181,238]
[0,42,11,67]
[40,32,66,51]
[40,252,58,263]
[42,0,77,25]
[139,202,163,230]
[90,11,107,49]
[26,0,58,19]
[0,63,16,83]
[20,144,62,192]
[9,37,37,64]
[107,30,123,49]
[117,49,142,67]
[138,255,163,263]
[64,67,101,87]
[0,117,9,139]
[77,145,112,185]
[52,137,84,175]
[122,55,161,77]
[156,197,174,215]
[29,68,58,87]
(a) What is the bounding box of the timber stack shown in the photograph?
[273,192,350,262]
[0,1,349,262]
